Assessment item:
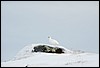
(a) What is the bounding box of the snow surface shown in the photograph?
[1,44,99,67]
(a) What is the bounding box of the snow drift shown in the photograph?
[12,44,73,60]
[1,44,99,67]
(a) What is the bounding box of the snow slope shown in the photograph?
[12,44,73,60]
[1,44,99,67]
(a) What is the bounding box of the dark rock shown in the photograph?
[56,48,64,54]
[32,45,65,54]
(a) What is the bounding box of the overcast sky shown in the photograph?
[1,1,99,61]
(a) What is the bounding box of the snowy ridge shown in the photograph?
[12,44,73,60]
[12,44,33,60]
[1,44,99,67]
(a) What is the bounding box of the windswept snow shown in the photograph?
[12,44,73,60]
[1,44,99,67]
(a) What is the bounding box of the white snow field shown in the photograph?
[1,44,99,67]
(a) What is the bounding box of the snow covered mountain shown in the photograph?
[1,44,99,67]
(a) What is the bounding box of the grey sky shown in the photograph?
[1,1,99,61]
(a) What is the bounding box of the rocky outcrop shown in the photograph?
[32,45,64,54]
